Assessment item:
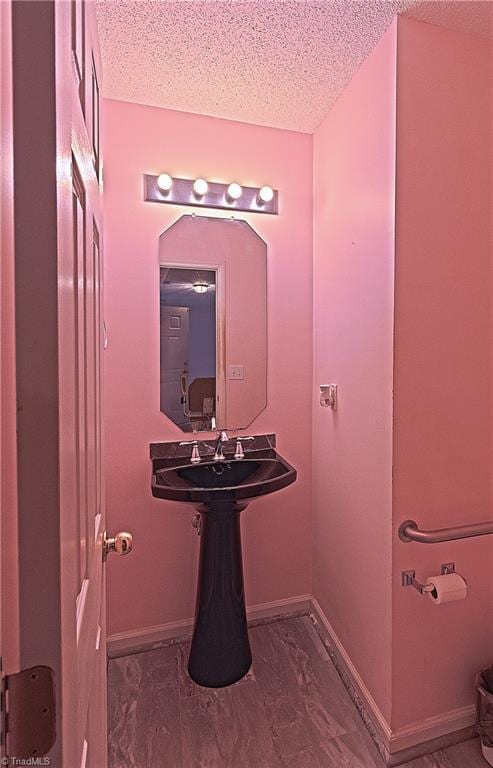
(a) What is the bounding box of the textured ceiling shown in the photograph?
[96,0,493,133]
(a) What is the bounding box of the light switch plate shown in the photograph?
[228,365,244,380]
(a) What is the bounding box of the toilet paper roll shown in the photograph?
[426,573,467,604]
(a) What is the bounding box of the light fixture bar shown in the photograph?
[144,174,278,215]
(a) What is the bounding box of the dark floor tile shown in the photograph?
[399,751,453,768]
[180,682,281,768]
[108,646,181,768]
[106,616,483,768]
[281,617,359,703]
[177,641,255,699]
[442,738,489,767]
[400,738,488,768]
[250,621,359,758]
[278,730,384,768]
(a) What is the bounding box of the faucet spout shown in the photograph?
[213,431,229,461]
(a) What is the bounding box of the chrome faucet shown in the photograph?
[213,431,229,461]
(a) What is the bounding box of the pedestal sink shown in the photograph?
[150,435,296,688]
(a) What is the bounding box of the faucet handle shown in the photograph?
[179,440,201,464]
[234,436,254,460]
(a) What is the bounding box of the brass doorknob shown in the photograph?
[103,531,133,560]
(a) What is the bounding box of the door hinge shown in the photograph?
[3,666,55,759]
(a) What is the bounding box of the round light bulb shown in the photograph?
[226,183,242,202]
[258,185,274,204]
[193,283,208,294]
[193,178,208,197]
[157,173,173,192]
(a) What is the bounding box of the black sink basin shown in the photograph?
[150,438,297,689]
[152,456,295,504]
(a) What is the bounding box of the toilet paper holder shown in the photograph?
[402,562,455,595]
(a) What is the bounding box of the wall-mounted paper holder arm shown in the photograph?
[402,563,455,595]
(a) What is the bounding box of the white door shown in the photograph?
[0,3,128,765]
[0,1,20,755]
[160,305,190,427]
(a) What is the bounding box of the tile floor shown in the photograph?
[107,616,487,768]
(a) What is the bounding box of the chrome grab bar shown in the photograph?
[399,519,493,544]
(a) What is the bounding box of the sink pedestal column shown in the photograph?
[188,502,252,687]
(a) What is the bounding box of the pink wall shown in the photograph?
[391,18,493,731]
[312,23,397,723]
[102,99,313,636]
[313,14,493,736]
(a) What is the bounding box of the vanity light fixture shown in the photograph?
[193,282,208,294]
[226,183,242,203]
[157,173,173,193]
[144,174,278,214]
[193,178,209,198]
[257,185,274,204]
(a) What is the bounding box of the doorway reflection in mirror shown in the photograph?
[160,267,216,431]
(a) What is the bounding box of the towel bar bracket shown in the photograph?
[399,520,418,543]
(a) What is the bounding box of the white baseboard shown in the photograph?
[247,593,311,622]
[309,597,476,762]
[107,616,194,657]
[390,705,476,754]
[107,593,311,657]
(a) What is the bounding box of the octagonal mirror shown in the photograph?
[159,215,267,432]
